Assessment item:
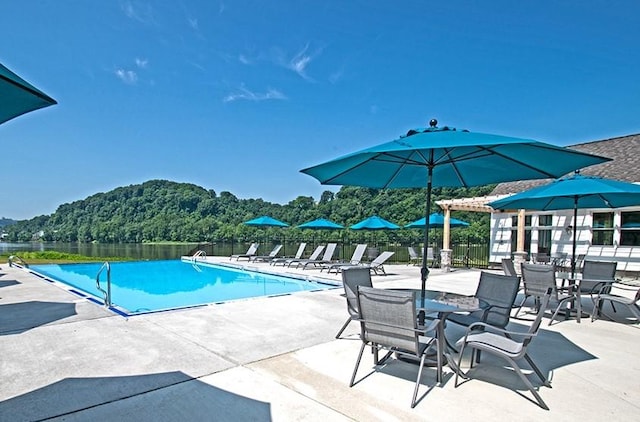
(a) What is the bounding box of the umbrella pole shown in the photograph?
[571,197,578,278]
[419,165,433,325]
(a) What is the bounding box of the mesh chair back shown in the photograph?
[356,286,418,353]
[293,243,307,259]
[322,243,337,261]
[501,258,518,277]
[342,267,373,317]
[475,271,520,328]
[581,260,617,293]
[521,263,557,299]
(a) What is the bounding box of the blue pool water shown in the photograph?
[30,260,335,315]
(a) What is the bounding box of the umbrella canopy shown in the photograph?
[0,62,57,125]
[297,218,344,230]
[301,121,611,296]
[350,215,400,230]
[488,173,640,275]
[243,215,289,227]
[405,213,470,229]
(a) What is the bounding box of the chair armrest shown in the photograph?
[355,317,440,335]
[466,321,536,340]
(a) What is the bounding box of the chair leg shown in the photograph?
[335,317,352,339]
[350,343,367,387]
[504,355,549,410]
[411,353,427,408]
[523,353,551,387]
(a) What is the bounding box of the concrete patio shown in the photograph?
[0,258,638,421]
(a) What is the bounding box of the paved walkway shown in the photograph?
[1,258,639,421]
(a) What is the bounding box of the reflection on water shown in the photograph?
[0,242,198,260]
[0,241,330,261]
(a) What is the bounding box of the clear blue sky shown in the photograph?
[2,1,639,220]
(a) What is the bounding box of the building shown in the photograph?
[437,133,640,274]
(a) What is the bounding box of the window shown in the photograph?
[592,212,614,246]
[511,215,532,254]
[621,211,640,246]
[537,215,552,254]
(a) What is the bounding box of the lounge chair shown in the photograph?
[455,288,553,410]
[270,242,306,266]
[338,251,395,275]
[350,286,440,408]
[285,245,325,267]
[298,243,337,269]
[230,243,259,261]
[249,244,283,262]
[592,281,640,323]
[335,266,373,338]
[321,244,367,273]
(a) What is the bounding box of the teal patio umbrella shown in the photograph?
[244,216,289,228]
[350,215,400,230]
[297,218,344,230]
[488,172,640,276]
[243,216,289,253]
[1,62,57,125]
[405,213,470,229]
[350,215,399,247]
[297,218,344,254]
[301,120,611,298]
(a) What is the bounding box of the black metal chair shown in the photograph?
[335,266,373,339]
[517,263,574,325]
[448,271,520,330]
[351,286,440,408]
[455,288,553,410]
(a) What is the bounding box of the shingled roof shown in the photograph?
[490,133,640,195]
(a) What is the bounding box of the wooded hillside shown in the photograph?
[5,179,494,243]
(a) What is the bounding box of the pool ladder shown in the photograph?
[192,250,206,261]
[96,261,112,307]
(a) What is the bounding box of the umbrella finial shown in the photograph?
[429,118,438,127]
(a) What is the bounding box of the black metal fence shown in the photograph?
[188,236,491,269]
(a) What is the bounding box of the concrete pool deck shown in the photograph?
[0,258,639,421]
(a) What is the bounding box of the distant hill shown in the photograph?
[0,218,17,227]
[3,179,493,243]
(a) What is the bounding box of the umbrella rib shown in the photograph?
[0,74,58,104]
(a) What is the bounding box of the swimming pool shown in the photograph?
[30,260,336,315]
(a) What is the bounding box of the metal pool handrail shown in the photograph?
[8,255,29,268]
[96,261,112,307]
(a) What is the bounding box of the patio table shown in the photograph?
[392,289,487,383]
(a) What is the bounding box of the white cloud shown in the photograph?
[135,58,148,68]
[115,69,138,84]
[288,44,314,80]
[238,54,251,65]
[120,0,156,25]
[223,86,287,103]
[188,17,199,30]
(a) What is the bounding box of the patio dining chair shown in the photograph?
[572,260,618,317]
[517,263,574,325]
[351,286,440,408]
[407,246,422,266]
[455,288,553,410]
[448,271,520,331]
[335,266,373,339]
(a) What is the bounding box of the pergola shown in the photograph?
[435,194,528,271]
